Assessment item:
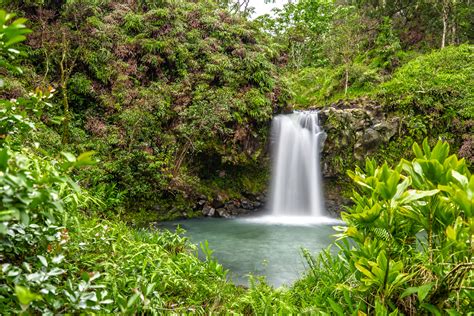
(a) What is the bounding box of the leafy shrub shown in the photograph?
[378,44,474,120]
[286,62,382,108]
[290,140,473,315]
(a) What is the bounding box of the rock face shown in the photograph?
[317,99,400,178]
[314,99,401,214]
[196,193,266,218]
[323,179,352,216]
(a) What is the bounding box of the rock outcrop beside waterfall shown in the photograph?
[198,193,266,218]
[318,98,401,178]
[316,98,402,214]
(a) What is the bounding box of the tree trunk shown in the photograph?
[60,80,70,145]
[451,20,457,45]
[173,140,193,177]
[344,67,349,96]
[60,32,70,145]
[441,2,448,49]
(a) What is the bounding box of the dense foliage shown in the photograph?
[1,0,290,218]
[0,0,473,314]
[0,12,240,313]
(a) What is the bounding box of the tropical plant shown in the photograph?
[0,9,31,72]
[332,139,473,314]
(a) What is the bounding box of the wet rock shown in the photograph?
[211,200,224,209]
[202,205,215,217]
[208,208,215,217]
[241,199,251,209]
[196,193,266,218]
[324,179,353,216]
[216,208,231,218]
[354,128,381,160]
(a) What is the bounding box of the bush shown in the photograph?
[378,44,474,120]
[284,139,473,315]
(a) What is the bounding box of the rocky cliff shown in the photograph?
[318,98,403,214]
[319,98,401,177]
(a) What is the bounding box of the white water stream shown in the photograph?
[248,111,339,225]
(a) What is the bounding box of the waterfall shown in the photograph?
[269,111,326,216]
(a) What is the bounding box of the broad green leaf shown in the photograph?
[431,140,449,163]
[127,293,140,308]
[7,48,20,55]
[399,189,439,205]
[15,285,42,306]
[419,159,445,183]
[0,148,9,171]
[48,267,66,276]
[81,271,91,281]
[89,272,101,282]
[10,17,28,27]
[389,309,399,316]
[445,225,456,241]
[400,286,419,299]
[327,297,344,316]
[422,139,431,158]
[417,283,433,302]
[412,142,424,159]
[60,152,76,162]
[351,203,382,224]
[381,171,400,200]
[52,254,65,264]
[355,262,375,279]
[445,309,462,316]
[19,211,29,225]
[420,303,441,316]
[392,177,411,202]
[451,170,468,187]
[37,255,48,267]
[4,34,26,47]
[75,151,97,166]
[375,299,388,316]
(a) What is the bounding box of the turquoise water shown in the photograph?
[160,217,339,287]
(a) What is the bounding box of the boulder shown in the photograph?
[216,208,231,218]
[202,205,215,217]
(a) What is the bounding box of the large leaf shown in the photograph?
[430,140,449,163]
[399,189,439,205]
[0,148,9,170]
[15,285,42,306]
[412,141,424,159]
[417,159,444,184]
[400,283,433,302]
[75,151,97,167]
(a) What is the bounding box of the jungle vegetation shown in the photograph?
[0,0,472,314]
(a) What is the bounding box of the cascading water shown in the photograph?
[270,112,326,216]
[269,111,326,217]
[243,111,341,225]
